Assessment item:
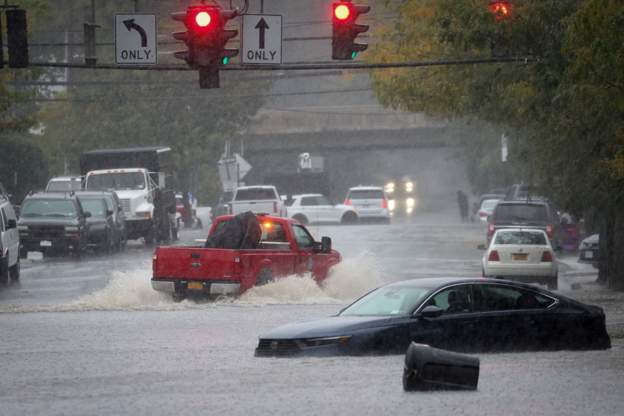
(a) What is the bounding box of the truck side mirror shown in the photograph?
[321,236,332,253]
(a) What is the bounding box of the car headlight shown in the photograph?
[388,199,396,211]
[405,181,414,193]
[384,182,395,194]
[406,197,415,208]
[300,336,351,347]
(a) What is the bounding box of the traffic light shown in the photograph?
[332,1,370,60]
[5,8,29,68]
[489,1,513,21]
[171,5,239,89]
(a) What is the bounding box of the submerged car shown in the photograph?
[255,277,610,357]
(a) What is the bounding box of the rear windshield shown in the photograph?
[21,199,78,218]
[235,188,276,201]
[494,231,548,245]
[79,198,107,218]
[480,199,499,211]
[46,180,82,192]
[493,204,548,224]
[348,190,385,200]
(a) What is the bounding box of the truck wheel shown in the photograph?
[172,291,186,302]
[9,258,20,282]
[0,257,10,286]
[341,212,358,225]
[256,268,273,286]
[292,214,308,225]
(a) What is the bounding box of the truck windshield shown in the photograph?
[87,172,146,191]
[21,199,78,218]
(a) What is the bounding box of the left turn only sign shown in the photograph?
[115,14,157,65]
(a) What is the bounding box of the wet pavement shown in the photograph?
[1,211,623,415]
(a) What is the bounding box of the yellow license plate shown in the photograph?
[187,281,204,290]
[512,253,528,261]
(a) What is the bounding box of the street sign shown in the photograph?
[218,153,252,190]
[241,14,282,65]
[115,14,157,65]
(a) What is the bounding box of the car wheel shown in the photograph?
[292,214,308,225]
[0,257,9,285]
[340,211,358,225]
[547,275,558,291]
[172,291,186,303]
[9,257,20,282]
[255,268,273,286]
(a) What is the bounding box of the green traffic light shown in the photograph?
[222,57,230,65]
[351,51,358,59]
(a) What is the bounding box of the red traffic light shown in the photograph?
[334,4,351,21]
[186,7,219,32]
[195,11,212,28]
[489,1,513,20]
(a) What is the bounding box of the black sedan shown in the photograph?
[255,278,610,357]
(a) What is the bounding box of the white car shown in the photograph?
[344,186,391,222]
[287,194,358,225]
[45,176,83,192]
[482,228,558,290]
[0,191,20,285]
[476,198,500,222]
[229,185,285,217]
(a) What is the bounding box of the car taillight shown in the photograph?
[152,254,158,273]
[381,199,388,209]
[273,201,277,214]
[488,250,500,261]
[546,224,553,239]
[541,251,553,262]
[479,211,488,217]
[487,223,495,237]
[344,199,352,206]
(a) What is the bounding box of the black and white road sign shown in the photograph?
[242,14,282,65]
[115,14,157,65]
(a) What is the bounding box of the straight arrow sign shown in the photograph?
[255,18,269,49]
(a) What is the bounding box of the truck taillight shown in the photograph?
[344,199,352,206]
[541,251,553,262]
[488,250,500,261]
[546,224,553,239]
[152,254,158,273]
[381,199,388,209]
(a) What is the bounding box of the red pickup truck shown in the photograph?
[151,214,341,301]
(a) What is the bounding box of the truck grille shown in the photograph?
[29,225,65,239]
[255,339,301,356]
[120,199,131,214]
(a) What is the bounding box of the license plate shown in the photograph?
[40,240,52,247]
[585,251,594,259]
[512,253,528,261]
[187,281,203,290]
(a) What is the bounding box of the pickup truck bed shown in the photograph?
[152,215,340,300]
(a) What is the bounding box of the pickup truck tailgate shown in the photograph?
[153,247,239,280]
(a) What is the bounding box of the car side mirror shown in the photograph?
[417,305,443,319]
[84,211,92,218]
[321,236,332,253]
[7,219,16,229]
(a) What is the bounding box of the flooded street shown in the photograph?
[2,211,623,416]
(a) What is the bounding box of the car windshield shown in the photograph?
[79,199,106,218]
[348,190,384,199]
[235,188,276,201]
[480,199,500,211]
[20,199,77,218]
[47,180,82,192]
[494,231,548,245]
[340,286,430,316]
[494,204,548,224]
[87,172,146,191]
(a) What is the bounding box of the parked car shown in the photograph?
[487,200,560,247]
[476,198,500,222]
[152,214,341,301]
[45,176,83,192]
[76,192,120,252]
[17,192,90,258]
[482,228,558,289]
[228,185,285,217]
[0,190,20,284]
[344,186,391,223]
[579,234,599,268]
[286,194,358,225]
[255,277,610,357]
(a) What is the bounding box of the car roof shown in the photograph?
[348,186,384,191]
[496,200,548,206]
[214,214,295,225]
[493,228,548,235]
[236,185,275,190]
[382,277,553,293]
